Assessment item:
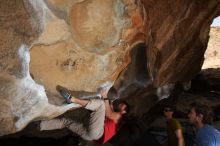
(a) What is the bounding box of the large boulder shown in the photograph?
[0,0,145,136]
[0,0,219,136]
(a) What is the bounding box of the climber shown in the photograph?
[40,87,129,144]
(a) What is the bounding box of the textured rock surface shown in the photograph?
[203,27,220,69]
[0,0,220,136]
[143,0,220,86]
[0,0,145,135]
[0,0,40,77]
[29,0,145,100]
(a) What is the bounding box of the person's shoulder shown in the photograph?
[172,118,179,122]
[202,125,217,131]
[107,112,122,124]
[196,125,220,145]
[198,125,218,136]
[205,125,220,134]
[170,118,183,129]
[171,118,181,124]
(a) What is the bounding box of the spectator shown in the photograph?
[188,102,220,146]
[163,105,185,146]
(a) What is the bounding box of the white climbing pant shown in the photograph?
[40,99,105,140]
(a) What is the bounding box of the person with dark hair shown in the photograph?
[188,102,220,146]
[40,87,129,144]
[163,105,185,146]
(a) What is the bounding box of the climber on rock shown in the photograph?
[40,86,129,144]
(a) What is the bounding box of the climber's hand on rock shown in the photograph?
[100,89,108,99]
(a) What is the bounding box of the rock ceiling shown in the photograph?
[0,0,219,136]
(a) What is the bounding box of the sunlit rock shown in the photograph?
[0,0,145,135]
[0,0,219,136]
[203,27,220,69]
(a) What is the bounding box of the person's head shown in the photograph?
[107,87,119,100]
[114,100,130,115]
[188,102,213,126]
[107,87,129,115]
[163,105,175,120]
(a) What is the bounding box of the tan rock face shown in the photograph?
[203,27,220,69]
[69,0,122,53]
[0,0,40,77]
[0,0,42,135]
[29,0,145,97]
[0,0,219,136]
[0,0,145,135]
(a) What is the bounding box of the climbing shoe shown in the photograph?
[59,89,72,104]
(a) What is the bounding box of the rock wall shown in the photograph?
[0,0,220,136]
[142,0,220,86]
[0,0,145,136]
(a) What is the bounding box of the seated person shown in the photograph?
[188,102,220,146]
